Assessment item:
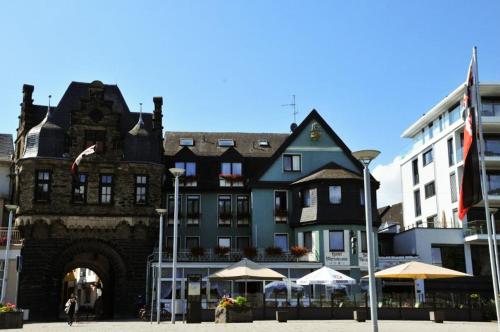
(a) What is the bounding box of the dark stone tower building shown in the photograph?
[13,81,164,319]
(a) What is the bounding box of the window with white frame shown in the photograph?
[274,191,288,223]
[186,195,200,225]
[329,231,344,252]
[283,154,301,172]
[236,195,250,225]
[274,234,288,252]
[218,237,231,248]
[303,231,313,252]
[218,195,232,226]
[168,195,182,225]
[175,162,197,186]
[220,162,243,187]
[185,237,199,249]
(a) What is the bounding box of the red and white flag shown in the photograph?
[71,145,96,177]
[458,59,482,220]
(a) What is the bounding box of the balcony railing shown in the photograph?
[464,220,500,237]
[402,220,461,232]
[153,248,320,263]
[0,228,22,246]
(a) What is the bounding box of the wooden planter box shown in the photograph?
[0,311,23,329]
[215,307,253,323]
[353,310,366,322]
[430,310,444,323]
[276,310,287,322]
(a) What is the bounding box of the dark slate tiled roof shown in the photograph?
[0,134,13,160]
[378,203,403,225]
[292,162,362,185]
[21,81,162,163]
[164,132,288,157]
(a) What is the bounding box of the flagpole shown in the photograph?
[472,46,500,328]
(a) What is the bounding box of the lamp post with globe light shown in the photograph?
[169,167,184,324]
[352,150,380,332]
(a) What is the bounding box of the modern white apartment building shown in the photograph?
[399,83,500,279]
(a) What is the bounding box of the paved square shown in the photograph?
[18,320,498,332]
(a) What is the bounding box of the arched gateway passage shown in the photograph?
[50,240,128,320]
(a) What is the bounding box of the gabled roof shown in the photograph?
[0,134,13,161]
[378,203,403,225]
[252,109,366,183]
[164,131,288,158]
[291,162,363,185]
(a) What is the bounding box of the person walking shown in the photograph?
[65,294,78,326]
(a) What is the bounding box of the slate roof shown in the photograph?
[291,162,363,185]
[21,81,161,162]
[378,203,403,225]
[164,131,288,157]
[0,134,13,161]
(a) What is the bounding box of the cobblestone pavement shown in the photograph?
[18,320,498,332]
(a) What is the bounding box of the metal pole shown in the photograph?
[1,209,14,303]
[156,213,164,324]
[363,164,378,332]
[171,175,180,324]
[492,213,500,301]
[473,46,500,328]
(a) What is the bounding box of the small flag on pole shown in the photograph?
[458,61,482,220]
[71,145,96,178]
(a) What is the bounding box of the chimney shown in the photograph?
[152,97,163,130]
[22,84,34,108]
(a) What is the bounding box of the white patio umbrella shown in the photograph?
[297,266,355,303]
[297,266,356,286]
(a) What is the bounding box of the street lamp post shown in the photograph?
[155,208,167,324]
[1,204,18,303]
[353,150,380,332]
[169,167,185,324]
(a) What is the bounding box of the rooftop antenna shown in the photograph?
[282,94,298,131]
[281,94,298,122]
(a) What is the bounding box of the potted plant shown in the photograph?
[290,246,308,260]
[242,247,258,259]
[265,246,283,256]
[190,246,205,257]
[215,296,252,323]
[0,303,23,329]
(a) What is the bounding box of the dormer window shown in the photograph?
[179,138,194,146]
[218,139,235,147]
[175,162,197,187]
[258,139,269,147]
[220,162,243,187]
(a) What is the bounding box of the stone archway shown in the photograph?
[50,239,128,320]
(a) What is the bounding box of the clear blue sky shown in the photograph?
[1,0,500,166]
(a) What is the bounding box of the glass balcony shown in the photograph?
[464,220,500,237]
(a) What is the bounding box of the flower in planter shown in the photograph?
[290,246,308,258]
[274,209,288,218]
[0,303,17,312]
[265,246,283,256]
[190,246,205,257]
[242,247,257,258]
[214,246,231,256]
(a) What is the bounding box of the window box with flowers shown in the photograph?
[242,247,258,259]
[265,246,283,256]
[214,246,231,256]
[274,209,288,223]
[219,174,244,187]
[190,246,205,258]
[0,303,23,329]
